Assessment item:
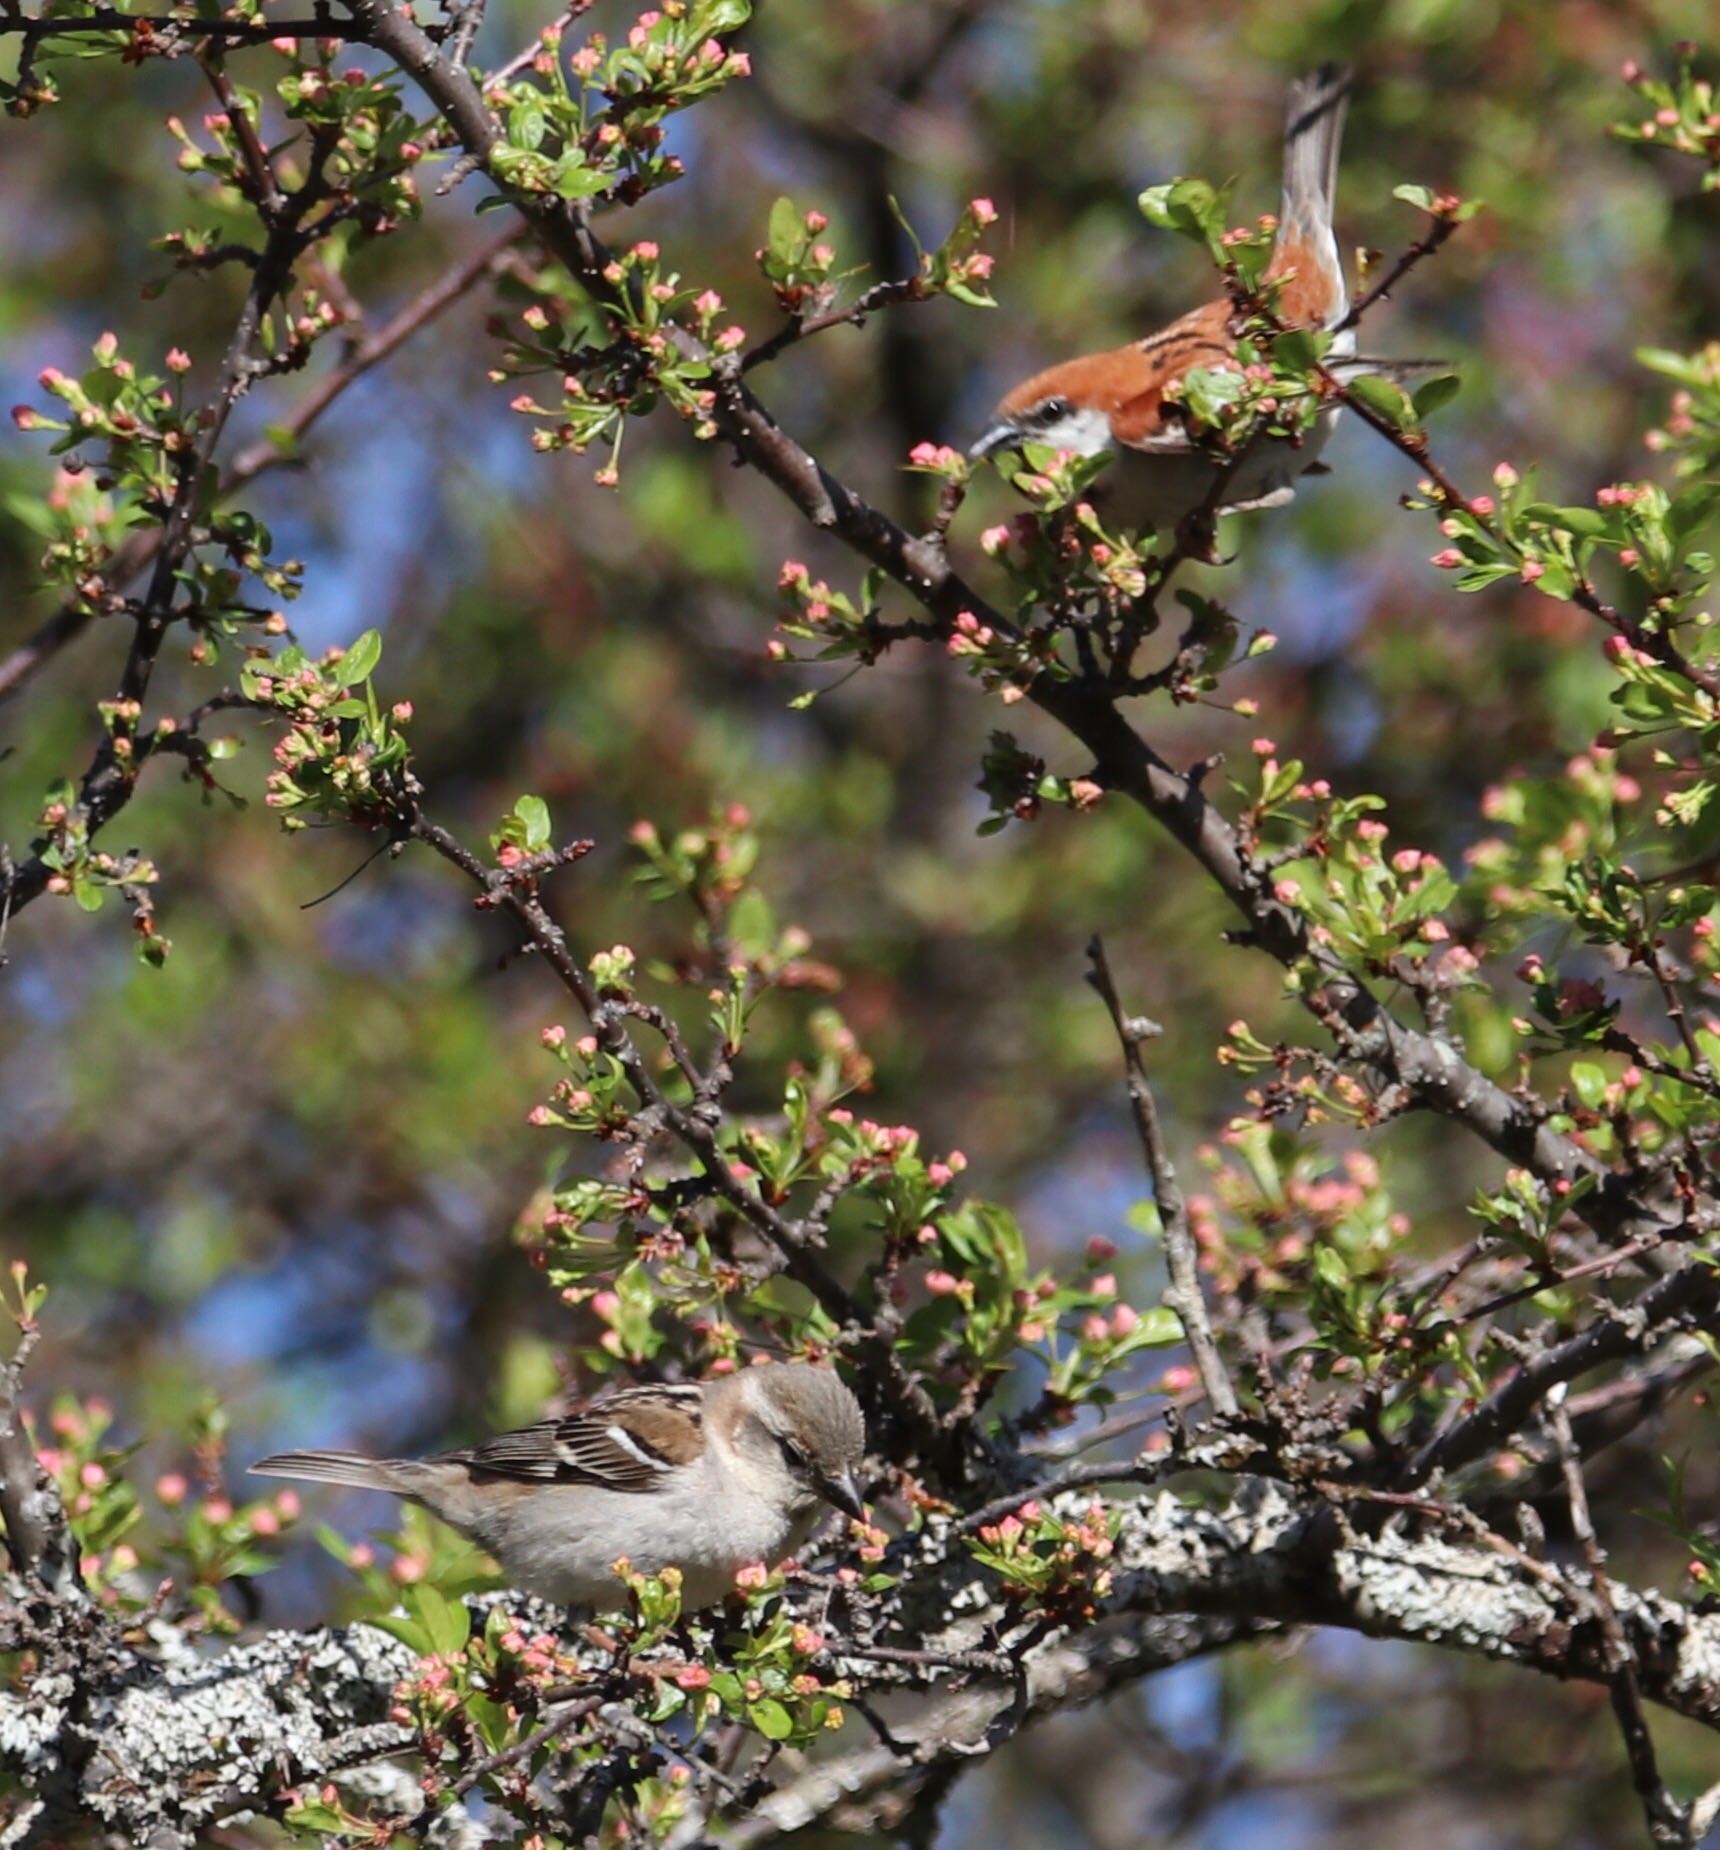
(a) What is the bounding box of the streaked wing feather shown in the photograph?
[452,1383,705,1494]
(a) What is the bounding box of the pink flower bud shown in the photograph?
[969,197,998,226]
[156,1472,188,1506]
[925,1270,960,1295]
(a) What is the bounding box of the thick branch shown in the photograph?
[1407,1254,1720,1485]
[0,1325,80,1599]
[712,1613,1254,1848]
[8,1479,1719,1843]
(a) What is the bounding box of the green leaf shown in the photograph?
[370,1611,432,1654]
[552,156,610,201]
[514,794,552,852]
[407,1584,471,1657]
[1120,1306,1184,1349]
[1569,1061,1609,1109]
[466,1693,513,1754]
[767,195,803,266]
[747,1697,796,1740]
[1454,561,1518,592]
[1272,328,1330,373]
[1139,176,1230,253]
[1345,373,1415,427]
[1180,364,1244,427]
[286,1798,348,1832]
[1636,346,1708,386]
[1411,373,1461,418]
[1522,503,1610,539]
[509,101,547,150]
[1391,183,1438,210]
[1314,1245,1350,1291]
[333,628,382,687]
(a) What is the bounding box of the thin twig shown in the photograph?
[1,228,522,711]
[404,811,952,1471]
[1085,937,1238,1420]
[1545,1389,1691,1846]
[1332,213,1458,334]
[740,277,927,375]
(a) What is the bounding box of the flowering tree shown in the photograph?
[2,5,1720,1845]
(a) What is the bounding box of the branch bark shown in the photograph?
[7,1478,1719,1844]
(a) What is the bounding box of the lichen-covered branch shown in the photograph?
[5,1477,1717,1844]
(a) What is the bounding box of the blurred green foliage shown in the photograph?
[5,0,1720,1841]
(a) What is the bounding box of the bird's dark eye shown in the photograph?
[1031,396,1073,426]
[777,1434,807,1471]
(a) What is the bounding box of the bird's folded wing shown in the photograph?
[451,1382,706,1493]
[1111,301,1235,455]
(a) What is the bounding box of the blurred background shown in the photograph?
[3,0,1718,1841]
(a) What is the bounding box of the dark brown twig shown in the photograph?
[1545,1390,1691,1846]
[1085,937,1238,1420]
[1332,212,1458,334]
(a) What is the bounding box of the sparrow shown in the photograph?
[251,1362,867,1610]
[971,64,1358,535]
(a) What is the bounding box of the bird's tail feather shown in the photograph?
[1280,63,1352,238]
[1328,354,1452,379]
[250,1449,406,1492]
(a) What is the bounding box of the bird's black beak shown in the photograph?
[818,1469,866,1520]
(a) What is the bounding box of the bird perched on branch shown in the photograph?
[971,64,1367,536]
[252,1362,866,1610]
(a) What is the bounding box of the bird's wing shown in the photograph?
[1111,300,1236,455]
[450,1383,707,1493]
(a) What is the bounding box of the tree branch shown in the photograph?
[338,0,1694,1284]
[1,227,523,708]
[1085,935,1238,1420]
[9,1480,1719,1844]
